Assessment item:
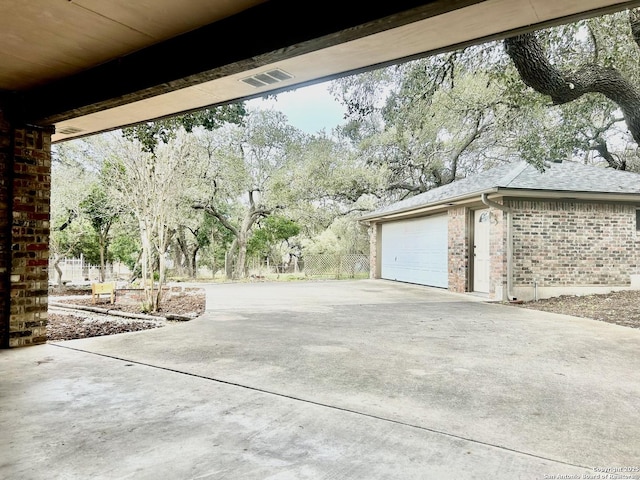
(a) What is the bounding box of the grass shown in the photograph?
[168,272,370,283]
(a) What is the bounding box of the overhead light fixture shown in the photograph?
[240,68,293,88]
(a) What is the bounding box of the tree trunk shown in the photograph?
[156,249,165,311]
[96,222,111,283]
[175,227,195,277]
[225,238,237,280]
[128,250,143,283]
[233,207,262,280]
[190,247,199,278]
[234,232,248,280]
[53,254,64,287]
[194,191,271,281]
[139,219,154,312]
[153,224,174,312]
[98,233,107,282]
[99,244,105,282]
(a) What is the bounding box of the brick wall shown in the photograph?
[368,222,376,279]
[368,222,381,279]
[0,110,11,346]
[511,200,640,288]
[448,207,469,292]
[489,206,507,299]
[0,108,52,347]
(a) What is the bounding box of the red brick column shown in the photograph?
[0,108,52,348]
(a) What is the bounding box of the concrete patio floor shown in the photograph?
[1,279,639,479]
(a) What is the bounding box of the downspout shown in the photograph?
[481,193,515,302]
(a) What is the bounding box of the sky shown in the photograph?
[246,81,348,135]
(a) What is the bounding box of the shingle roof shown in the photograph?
[362,160,640,219]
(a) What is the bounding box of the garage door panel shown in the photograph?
[381,215,448,288]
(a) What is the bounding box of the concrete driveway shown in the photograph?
[2,279,639,479]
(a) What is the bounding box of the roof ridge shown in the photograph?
[495,161,530,187]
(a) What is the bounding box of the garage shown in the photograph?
[380,214,448,288]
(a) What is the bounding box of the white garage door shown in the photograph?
[381,214,448,288]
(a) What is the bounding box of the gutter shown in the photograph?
[360,188,498,223]
[481,193,515,302]
[361,188,640,224]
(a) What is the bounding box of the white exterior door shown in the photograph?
[473,209,491,293]
[380,214,448,288]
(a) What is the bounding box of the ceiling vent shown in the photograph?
[240,68,293,88]
[57,126,84,135]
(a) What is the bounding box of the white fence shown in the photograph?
[48,257,131,284]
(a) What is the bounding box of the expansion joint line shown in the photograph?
[52,343,590,471]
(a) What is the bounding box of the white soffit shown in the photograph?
[52,0,634,142]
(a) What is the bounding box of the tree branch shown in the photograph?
[630,8,640,49]
[591,137,626,170]
[55,210,77,232]
[248,206,272,224]
[336,206,371,216]
[192,203,238,237]
[387,181,428,195]
[587,23,599,62]
[504,32,640,145]
[448,116,484,182]
[186,226,199,238]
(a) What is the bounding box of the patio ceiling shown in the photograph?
[1,0,638,143]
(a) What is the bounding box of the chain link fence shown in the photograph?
[244,254,370,279]
[302,254,370,279]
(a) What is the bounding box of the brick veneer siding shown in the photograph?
[0,110,10,346]
[448,207,469,292]
[511,200,640,289]
[488,206,507,300]
[0,108,51,348]
[368,222,382,279]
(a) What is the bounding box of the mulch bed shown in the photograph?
[55,293,206,317]
[46,314,165,341]
[515,289,640,329]
[47,285,206,341]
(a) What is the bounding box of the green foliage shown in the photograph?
[247,215,300,259]
[194,213,214,250]
[50,218,101,264]
[80,182,120,235]
[186,109,308,278]
[195,214,235,272]
[332,9,640,181]
[50,9,640,285]
[109,230,140,270]
[302,216,369,256]
[504,11,640,165]
[332,45,519,197]
[272,132,387,238]
[122,103,247,153]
